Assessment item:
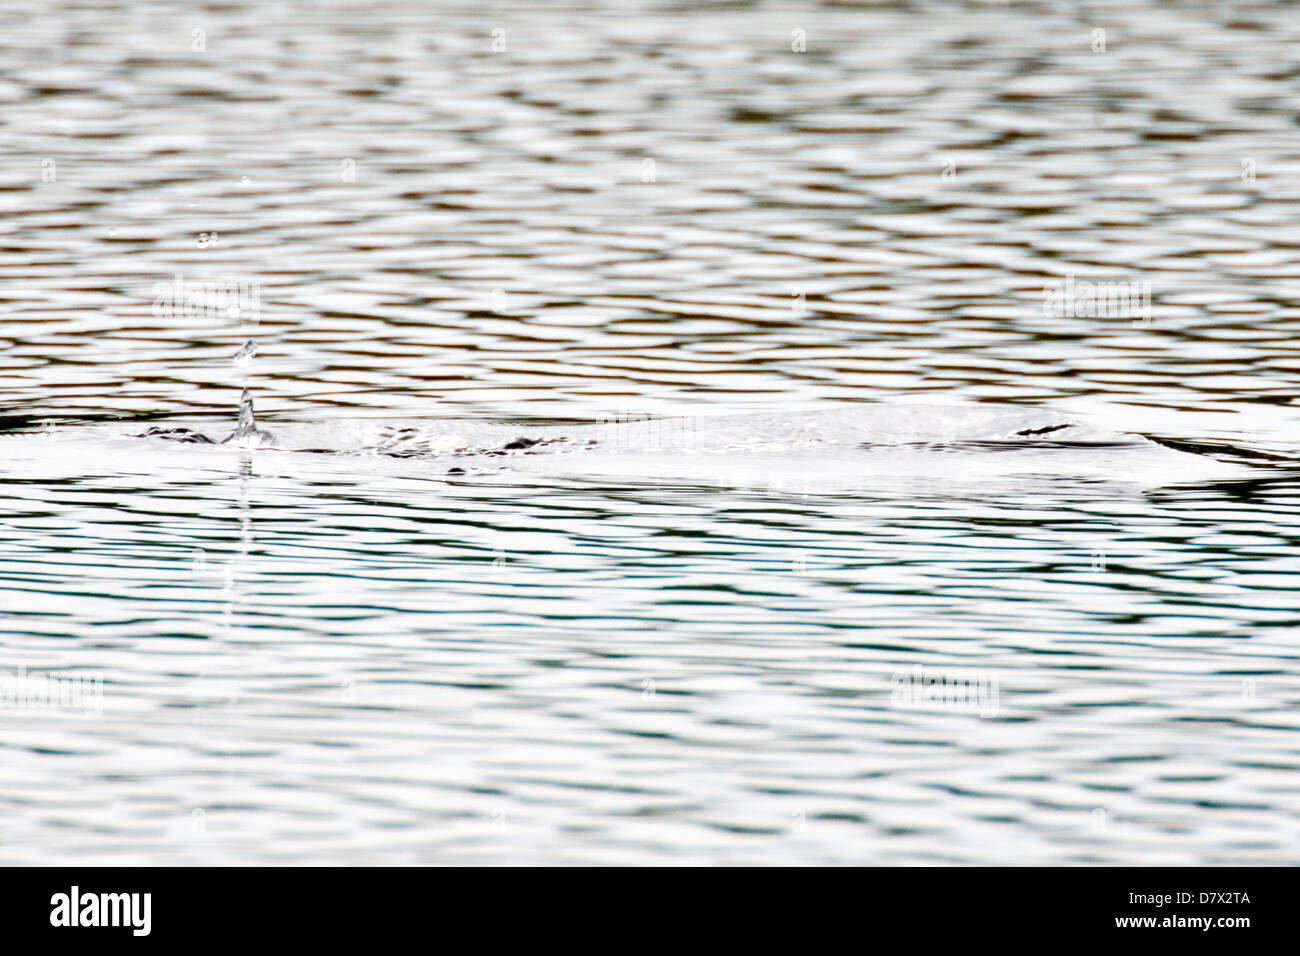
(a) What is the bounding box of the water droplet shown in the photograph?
[107,227,116,236]
[234,338,256,367]
[238,176,251,186]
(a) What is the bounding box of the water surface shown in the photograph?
[2,0,1299,864]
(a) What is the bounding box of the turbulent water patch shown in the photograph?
[0,401,1251,489]
[122,402,1145,457]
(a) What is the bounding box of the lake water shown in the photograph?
[2,0,1299,865]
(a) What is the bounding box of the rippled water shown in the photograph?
[2,0,1299,864]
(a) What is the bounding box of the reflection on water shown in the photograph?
[1,0,1299,864]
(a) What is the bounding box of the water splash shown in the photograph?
[223,386,270,448]
[221,338,270,448]
[235,385,256,433]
